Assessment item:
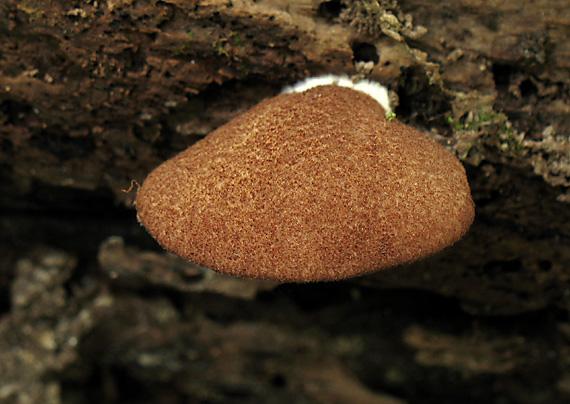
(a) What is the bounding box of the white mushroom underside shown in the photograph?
[281,74,392,114]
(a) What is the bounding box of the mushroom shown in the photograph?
[136,76,475,282]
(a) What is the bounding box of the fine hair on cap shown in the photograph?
[136,76,475,282]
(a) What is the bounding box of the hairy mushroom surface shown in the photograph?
[136,78,474,282]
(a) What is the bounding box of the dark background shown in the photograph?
[2,1,570,403]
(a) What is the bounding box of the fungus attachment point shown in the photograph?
[136,76,474,282]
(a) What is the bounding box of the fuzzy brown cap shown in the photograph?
[136,85,474,282]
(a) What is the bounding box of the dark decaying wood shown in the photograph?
[1,1,570,403]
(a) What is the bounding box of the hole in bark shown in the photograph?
[351,41,379,64]
[271,374,287,388]
[395,66,450,125]
[520,79,537,98]
[318,0,344,19]
[492,63,513,88]
[538,260,552,272]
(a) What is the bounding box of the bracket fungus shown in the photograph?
[136,76,474,282]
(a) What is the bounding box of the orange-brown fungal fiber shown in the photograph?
[136,85,474,282]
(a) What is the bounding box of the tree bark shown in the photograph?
[2,1,570,403]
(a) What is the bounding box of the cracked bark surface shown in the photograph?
[2,1,570,403]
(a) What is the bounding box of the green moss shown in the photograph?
[173,44,190,56]
[447,116,464,131]
[210,32,248,77]
[448,109,527,160]
[232,32,243,48]
[213,42,226,56]
[447,110,503,131]
[172,32,197,56]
